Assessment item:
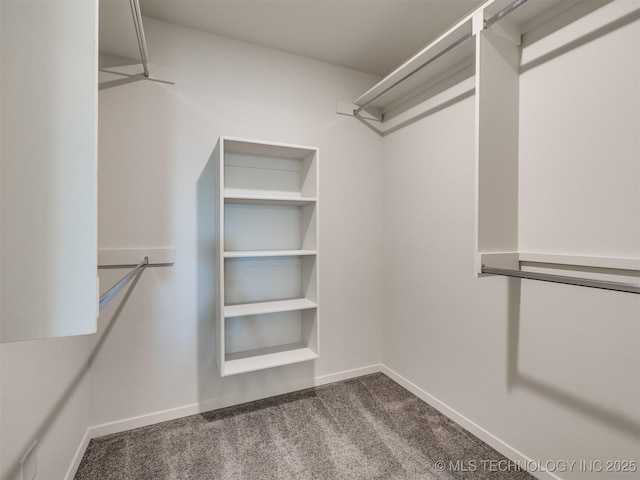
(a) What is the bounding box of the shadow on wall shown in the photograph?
[503,0,640,441]
[506,277,640,439]
[2,275,144,480]
[520,3,640,73]
[196,151,218,404]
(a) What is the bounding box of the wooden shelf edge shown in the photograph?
[353,0,571,114]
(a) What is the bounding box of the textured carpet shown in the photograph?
[75,373,534,479]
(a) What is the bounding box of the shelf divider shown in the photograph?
[224,192,317,206]
[224,345,318,376]
[224,250,317,258]
[224,298,317,318]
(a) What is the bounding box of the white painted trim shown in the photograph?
[65,364,381,479]
[518,252,640,272]
[66,363,560,480]
[380,365,560,480]
[64,428,92,480]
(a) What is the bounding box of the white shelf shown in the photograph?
[224,192,317,206]
[215,136,319,376]
[224,298,317,318]
[224,250,316,258]
[224,344,318,376]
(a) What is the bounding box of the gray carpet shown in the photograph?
[75,373,534,479]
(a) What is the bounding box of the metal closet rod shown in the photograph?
[484,0,529,29]
[481,266,640,295]
[354,33,472,116]
[129,0,150,78]
[353,0,528,116]
[99,257,149,311]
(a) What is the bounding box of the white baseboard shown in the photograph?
[65,364,381,480]
[380,365,560,480]
[65,428,92,480]
[66,363,555,480]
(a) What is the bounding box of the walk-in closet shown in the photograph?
[1,0,639,478]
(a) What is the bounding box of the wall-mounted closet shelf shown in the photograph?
[345,0,567,129]
[346,0,640,288]
[354,21,474,115]
[474,0,639,279]
[215,137,319,377]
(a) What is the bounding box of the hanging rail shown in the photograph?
[481,266,640,295]
[354,32,473,116]
[129,0,150,78]
[353,0,530,117]
[99,257,149,311]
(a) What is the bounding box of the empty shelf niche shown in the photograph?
[224,255,317,306]
[224,309,318,376]
[224,202,317,254]
[223,138,317,200]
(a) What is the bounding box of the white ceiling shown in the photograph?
[100,0,486,77]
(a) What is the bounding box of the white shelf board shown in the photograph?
[353,0,568,115]
[98,247,175,267]
[224,193,317,206]
[224,298,317,318]
[224,344,317,376]
[355,19,474,113]
[519,252,640,272]
[223,137,317,160]
[224,250,317,258]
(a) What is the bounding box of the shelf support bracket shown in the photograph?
[336,101,382,121]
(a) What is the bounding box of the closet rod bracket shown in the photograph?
[99,256,149,311]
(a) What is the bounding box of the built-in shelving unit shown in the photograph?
[349,0,640,283]
[214,137,319,376]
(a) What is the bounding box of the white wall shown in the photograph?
[1,0,98,343]
[92,18,383,429]
[382,5,639,480]
[0,337,92,480]
[1,1,96,478]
